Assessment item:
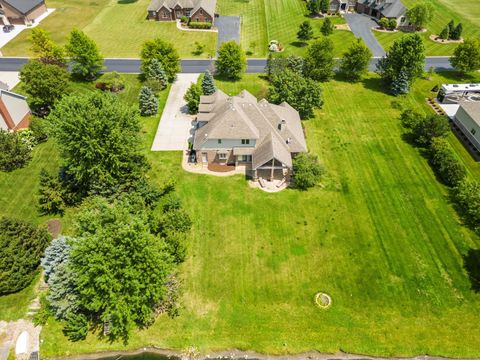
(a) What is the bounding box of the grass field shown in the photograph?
[1,0,216,58]
[0,274,39,321]
[27,72,480,358]
[375,0,480,56]
[218,0,357,57]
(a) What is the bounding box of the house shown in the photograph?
[0,0,47,25]
[147,0,216,24]
[329,0,356,13]
[192,90,308,180]
[0,89,31,132]
[452,102,480,154]
[355,0,406,22]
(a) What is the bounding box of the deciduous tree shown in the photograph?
[320,17,334,36]
[305,37,335,82]
[339,38,372,82]
[450,39,480,74]
[30,27,65,66]
[141,38,180,82]
[215,40,247,80]
[0,130,32,171]
[406,2,434,30]
[65,29,103,80]
[292,153,325,190]
[184,82,202,114]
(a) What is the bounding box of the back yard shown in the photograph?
[2,71,474,357]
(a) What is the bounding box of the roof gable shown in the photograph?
[3,0,44,14]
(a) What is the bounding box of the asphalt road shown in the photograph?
[344,13,386,57]
[0,57,454,74]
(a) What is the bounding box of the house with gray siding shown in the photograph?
[453,102,480,155]
[192,90,307,180]
[147,0,216,24]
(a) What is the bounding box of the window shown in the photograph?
[200,9,203,14]
[218,139,222,144]
[241,139,250,145]
[218,153,227,160]
[238,155,252,162]
[472,128,477,135]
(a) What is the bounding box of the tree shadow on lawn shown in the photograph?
[360,76,390,95]
[463,248,480,292]
[435,70,479,83]
[117,0,138,4]
[290,41,308,48]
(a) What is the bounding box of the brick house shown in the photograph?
[147,0,216,24]
[355,0,407,22]
[329,0,356,13]
[192,90,307,180]
[0,0,47,25]
[0,90,31,132]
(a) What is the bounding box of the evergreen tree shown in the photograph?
[307,0,320,15]
[201,70,216,95]
[139,86,159,116]
[297,21,314,42]
[390,69,410,96]
[439,26,449,40]
[451,23,463,40]
[141,38,180,83]
[320,17,334,36]
[448,20,455,35]
[38,169,65,215]
[65,29,103,80]
[320,0,329,13]
[145,59,168,90]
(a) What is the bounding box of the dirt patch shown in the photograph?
[47,219,61,239]
[335,24,351,31]
[429,34,464,44]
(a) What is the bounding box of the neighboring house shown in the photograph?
[192,90,307,180]
[147,0,216,24]
[0,0,47,25]
[0,81,9,91]
[355,0,407,22]
[329,0,356,13]
[452,102,480,154]
[0,89,31,132]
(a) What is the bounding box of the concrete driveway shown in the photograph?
[344,13,385,57]
[215,16,240,51]
[151,73,200,151]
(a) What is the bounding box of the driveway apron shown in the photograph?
[215,16,241,52]
[344,13,386,57]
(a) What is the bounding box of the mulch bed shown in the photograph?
[47,219,62,239]
[207,163,236,173]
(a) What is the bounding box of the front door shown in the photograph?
[202,153,208,163]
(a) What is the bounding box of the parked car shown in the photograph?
[3,25,14,33]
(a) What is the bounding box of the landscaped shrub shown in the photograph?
[139,86,159,116]
[0,130,32,172]
[95,72,125,92]
[180,16,189,24]
[145,59,168,90]
[454,179,480,232]
[188,22,212,29]
[184,82,202,114]
[0,217,51,294]
[379,18,389,29]
[292,152,325,190]
[429,137,466,187]
[388,19,397,30]
[412,114,450,146]
[29,116,49,143]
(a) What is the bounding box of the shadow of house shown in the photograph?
[463,248,480,292]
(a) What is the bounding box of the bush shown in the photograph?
[0,130,32,171]
[38,169,66,215]
[0,217,51,294]
[184,82,202,114]
[95,72,125,93]
[139,86,159,116]
[429,138,466,187]
[379,18,389,29]
[400,109,422,130]
[292,153,324,190]
[320,18,334,36]
[454,180,480,232]
[412,114,449,146]
[29,116,49,143]
[180,16,189,24]
[188,21,212,29]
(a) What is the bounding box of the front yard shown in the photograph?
[9,72,477,357]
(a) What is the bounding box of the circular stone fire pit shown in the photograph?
[314,292,332,309]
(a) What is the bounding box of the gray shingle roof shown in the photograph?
[458,101,480,127]
[3,0,45,15]
[148,0,216,17]
[357,0,405,18]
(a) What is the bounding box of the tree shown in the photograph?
[454,180,480,231]
[429,137,466,187]
[320,17,334,36]
[320,0,329,13]
[292,153,324,190]
[141,38,180,83]
[0,130,32,171]
[215,40,247,80]
[48,92,149,197]
[145,59,168,90]
[30,27,65,66]
[450,23,463,40]
[265,54,305,79]
[412,114,450,146]
[29,117,49,143]
[339,38,372,82]
[67,196,174,342]
[305,37,335,82]
[379,18,389,29]
[268,69,323,119]
[400,108,423,130]
[38,169,66,215]
[448,20,455,35]
[139,86,159,116]
[439,26,449,40]
[201,70,216,95]
[390,68,410,95]
[184,82,202,114]
[406,2,434,30]
[450,39,480,74]
[0,218,51,294]
[19,60,70,114]
[297,21,314,42]
[307,0,320,15]
[65,29,103,80]
[376,34,425,93]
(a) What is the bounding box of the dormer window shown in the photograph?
[241,139,250,145]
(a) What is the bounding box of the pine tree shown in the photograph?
[297,21,314,42]
[390,69,410,96]
[145,59,168,90]
[447,20,455,35]
[320,17,334,36]
[439,26,449,40]
[139,86,158,116]
[451,23,463,40]
[201,70,216,95]
[307,0,320,15]
[320,0,329,13]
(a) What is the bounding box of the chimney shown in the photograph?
[278,119,286,131]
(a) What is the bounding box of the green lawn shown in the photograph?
[0,274,39,321]
[36,73,480,358]
[2,0,216,58]
[375,0,480,56]
[218,0,357,57]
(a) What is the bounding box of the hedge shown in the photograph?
[189,22,212,29]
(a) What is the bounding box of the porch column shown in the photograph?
[254,169,258,180]
[270,158,275,181]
